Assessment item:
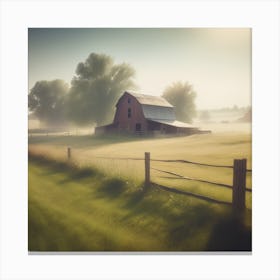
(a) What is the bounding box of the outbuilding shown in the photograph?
[95,91,200,135]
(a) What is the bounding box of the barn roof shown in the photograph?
[125,91,173,108]
[148,119,198,128]
[117,91,196,126]
[142,105,176,121]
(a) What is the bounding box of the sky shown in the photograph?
[28,28,251,110]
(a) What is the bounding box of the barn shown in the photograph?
[95,91,200,136]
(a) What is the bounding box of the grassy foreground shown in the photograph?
[29,131,252,208]
[29,154,251,252]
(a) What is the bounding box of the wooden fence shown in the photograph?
[146,153,251,211]
[66,147,252,211]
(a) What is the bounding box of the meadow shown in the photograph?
[28,123,252,251]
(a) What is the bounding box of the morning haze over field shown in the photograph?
[28,28,252,252]
[29,28,251,110]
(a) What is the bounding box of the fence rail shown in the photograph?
[151,159,233,169]
[89,155,252,172]
[153,183,232,206]
[151,158,252,172]
[66,147,251,210]
[152,159,252,172]
[151,167,252,193]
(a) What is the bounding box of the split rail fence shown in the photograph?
[66,147,252,211]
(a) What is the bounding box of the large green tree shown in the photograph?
[162,81,197,123]
[28,79,69,127]
[67,53,136,125]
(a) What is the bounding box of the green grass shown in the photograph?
[29,154,251,252]
[29,131,252,208]
[28,128,252,251]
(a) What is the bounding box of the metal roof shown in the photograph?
[142,105,176,121]
[148,119,198,128]
[125,91,173,108]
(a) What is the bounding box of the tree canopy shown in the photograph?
[28,80,69,127]
[67,53,136,125]
[162,81,197,123]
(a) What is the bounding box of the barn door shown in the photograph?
[135,123,141,132]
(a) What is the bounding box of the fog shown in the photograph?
[29,28,251,111]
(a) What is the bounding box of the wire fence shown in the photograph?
[65,147,251,210]
[86,155,252,172]
[151,158,252,172]
[151,167,252,193]
[152,183,232,206]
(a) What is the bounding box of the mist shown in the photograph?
[29,28,251,111]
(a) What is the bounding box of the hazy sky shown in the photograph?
[28,28,251,110]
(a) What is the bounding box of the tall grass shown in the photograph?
[29,154,251,251]
[29,131,252,208]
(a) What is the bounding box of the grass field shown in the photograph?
[28,124,252,251]
[29,154,251,251]
[29,125,252,207]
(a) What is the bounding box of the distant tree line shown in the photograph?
[28,52,197,128]
[209,105,251,113]
[196,106,252,123]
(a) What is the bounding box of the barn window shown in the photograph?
[128,98,131,103]
[128,108,132,118]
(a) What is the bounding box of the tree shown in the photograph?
[67,53,136,126]
[28,80,69,127]
[162,81,197,123]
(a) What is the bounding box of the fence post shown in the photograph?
[232,159,247,211]
[67,147,71,160]
[145,152,150,187]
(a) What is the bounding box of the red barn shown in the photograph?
[95,91,199,135]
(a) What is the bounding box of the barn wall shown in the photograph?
[113,93,148,133]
